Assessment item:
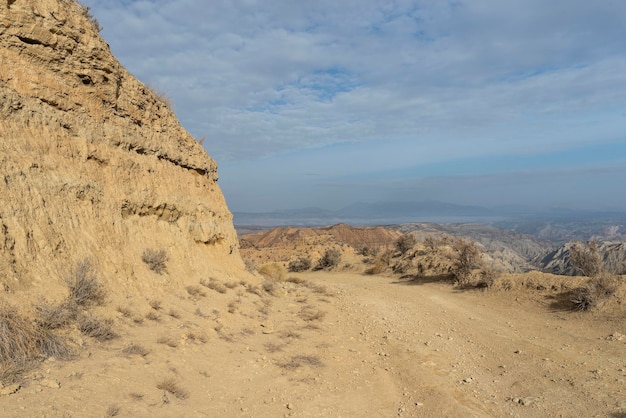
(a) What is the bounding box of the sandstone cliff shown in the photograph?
[0,0,244,297]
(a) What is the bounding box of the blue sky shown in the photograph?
[81,0,626,212]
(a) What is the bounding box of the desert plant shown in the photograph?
[259,263,287,280]
[288,257,312,272]
[35,299,76,330]
[570,273,620,311]
[77,314,117,341]
[142,249,168,274]
[200,277,227,293]
[121,343,150,357]
[278,355,324,370]
[157,377,189,399]
[66,258,105,307]
[0,301,72,381]
[451,239,482,286]
[569,241,603,277]
[395,234,417,254]
[104,405,121,418]
[314,248,341,271]
[365,250,393,275]
[186,285,206,298]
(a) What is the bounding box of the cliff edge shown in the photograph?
[0,0,244,297]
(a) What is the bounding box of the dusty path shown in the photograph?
[2,272,624,417]
[304,272,626,417]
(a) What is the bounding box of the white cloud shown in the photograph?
[81,0,626,211]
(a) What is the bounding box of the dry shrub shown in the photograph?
[66,258,105,307]
[157,377,189,399]
[569,241,603,277]
[146,311,161,321]
[121,343,150,357]
[243,257,258,273]
[395,234,417,254]
[104,405,121,418]
[571,273,620,311]
[35,299,76,330]
[200,278,227,294]
[288,257,312,272]
[315,248,342,271]
[149,299,162,310]
[265,342,284,353]
[259,263,287,281]
[366,250,393,275]
[186,285,206,298]
[0,301,72,382]
[142,249,168,274]
[167,309,181,319]
[451,239,482,287]
[278,355,324,370]
[157,335,179,348]
[77,314,117,341]
[286,276,307,285]
[299,305,326,322]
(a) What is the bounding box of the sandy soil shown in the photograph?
[1,272,624,417]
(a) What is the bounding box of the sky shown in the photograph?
[81,0,626,213]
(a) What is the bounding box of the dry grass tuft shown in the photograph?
[186,285,206,298]
[264,342,284,353]
[129,392,144,401]
[77,314,117,341]
[121,343,150,357]
[149,299,162,311]
[116,306,133,318]
[299,305,327,322]
[142,249,168,274]
[35,299,76,330]
[157,335,179,348]
[571,273,620,311]
[157,377,189,399]
[167,309,181,319]
[258,263,287,281]
[278,355,324,370]
[200,278,227,294]
[66,258,105,307]
[145,311,161,321]
[0,301,72,383]
[104,405,121,418]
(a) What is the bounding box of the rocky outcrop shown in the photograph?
[0,0,244,295]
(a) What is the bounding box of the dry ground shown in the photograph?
[1,271,624,417]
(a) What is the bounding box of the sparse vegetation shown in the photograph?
[570,273,620,311]
[186,285,206,298]
[200,277,227,294]
[65,258,105,307]
[569,241,603,277]
[278,355,324,370]
[0,301,72,383]
[365,250,393,275]
[35,299,76,330]
[314,248,342,271]
[157,377,189,399]
[259,263,287,280]
[288,257,312,272]
[77,314,117,341]
[451,239,483,287]
[157,335,179,348]
[121,343,150,357]
[104,405,121,418]
[142,249,168,274]
[395,234,417,254]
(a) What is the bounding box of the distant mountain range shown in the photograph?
[233,200,626,239]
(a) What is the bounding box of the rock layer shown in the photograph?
[0,0,244,295]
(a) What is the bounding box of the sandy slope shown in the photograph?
[1,272,624,417]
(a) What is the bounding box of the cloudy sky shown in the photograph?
[81,0,626,213]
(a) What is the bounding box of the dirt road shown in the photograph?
[2,271,624,417]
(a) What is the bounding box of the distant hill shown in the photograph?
[234,200,496,226]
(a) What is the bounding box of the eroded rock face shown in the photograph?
[0,0,244,294]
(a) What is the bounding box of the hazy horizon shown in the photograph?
[82,0,626,214]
